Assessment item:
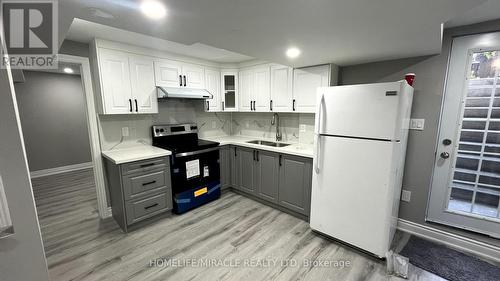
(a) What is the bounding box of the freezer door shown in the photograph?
[315,81,412,140]
[310,135,400,257]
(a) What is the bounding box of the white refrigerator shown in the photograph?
[310,81,414,258]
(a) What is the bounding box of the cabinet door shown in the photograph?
[219,146,231,190]
[270,65,293,112]
[278,155,312,215]
[221,71,238,111]
[239,69,253,111]
[205,68,221,112]
[231,146,239,189]
[255,150,279,203]
[154,59,183,87]
[253,66,271,112]
[129,55,158,114]
[293,65,330,113]
[183,64,205,89]
[237,147,256,194]
[98,48,133,114]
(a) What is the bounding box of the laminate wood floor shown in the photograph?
[31,169,445,281]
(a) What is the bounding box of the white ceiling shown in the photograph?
[59,0,488,67]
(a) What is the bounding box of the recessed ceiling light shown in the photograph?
[140,0,167,20]
[63,67,74,74]
[286,47,301,59]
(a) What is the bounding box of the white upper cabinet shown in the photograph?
[154,59,205,89]
[239,69,254,112]
[154,59,183,87]
[182,64,205,89]
[205,68,221,112]
[293,65,331,113]
[270,64,293,112]
[98,48,134,114]
[253,66,271,111]
[239,65,271,112]
[94,46,158,115]
[129,55,157,114]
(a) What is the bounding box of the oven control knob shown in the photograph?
[160,128,165,133]
[155,129,160,133]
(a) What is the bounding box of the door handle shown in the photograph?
[292,99,296,111]
[135,99,138,112]
[142,180,157,186]
[440,152,450,159]
[128,99,132,112]
[250,101,253,111]
[253,101,256,111]
[279,155,282,166]
[183,75,187,87]
[222,101,225,111]
[270,100,273,111]
[179,75,182,86]
[206,101,210,111]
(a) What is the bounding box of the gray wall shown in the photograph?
[14,71,91,171]
[339,19,500,243]
[0,67,49,281]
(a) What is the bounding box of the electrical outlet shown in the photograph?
[300,124,307,133]
[410,119,425,130]
[401,190,411,202]
[121,127,129,137]
[212,120,217,129]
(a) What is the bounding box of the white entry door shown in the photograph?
[427,32,500,238]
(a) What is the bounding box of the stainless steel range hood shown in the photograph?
[157,86,213,100]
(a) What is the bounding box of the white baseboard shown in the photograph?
[397,219,500,263]
[30,162,93,179]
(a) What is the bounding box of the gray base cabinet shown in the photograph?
[278,154,312,215]
[104,157,173,232]
[220,146,231,190]
[224,146,312,218]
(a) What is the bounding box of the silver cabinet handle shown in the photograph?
[440,152,450,159]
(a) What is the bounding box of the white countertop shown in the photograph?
[201,135,314,158]
[102,144,172,165]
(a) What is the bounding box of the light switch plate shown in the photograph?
[401,190,411,202]
[121,127,129,137]
[410,119,425,131]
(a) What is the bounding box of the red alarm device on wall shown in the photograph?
[405,73,416,86]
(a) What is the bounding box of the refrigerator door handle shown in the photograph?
[314,92,325,174]
[315,134,321,174]
[315,93,325,135]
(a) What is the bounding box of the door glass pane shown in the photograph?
[447,51,500,220]
[223,75,236,108]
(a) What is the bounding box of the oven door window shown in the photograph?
[171,150,220,193]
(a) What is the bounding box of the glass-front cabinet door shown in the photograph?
[221,70,238,111]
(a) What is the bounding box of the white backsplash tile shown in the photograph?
[98,100,315,151]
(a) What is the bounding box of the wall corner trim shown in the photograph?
[397,219,500,263]
[30,162,93,179]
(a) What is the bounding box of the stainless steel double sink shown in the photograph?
[246,140,291,147]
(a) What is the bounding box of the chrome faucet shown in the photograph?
[271,113,282,141]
